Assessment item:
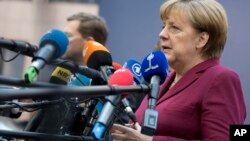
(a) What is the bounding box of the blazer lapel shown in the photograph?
[156,71,199,105]
[156,58,220,105]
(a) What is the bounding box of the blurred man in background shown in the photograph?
[18,12,109,129]
[63,12,109,65]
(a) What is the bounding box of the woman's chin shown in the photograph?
[164,54,173,61]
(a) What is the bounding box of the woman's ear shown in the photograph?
[196,32,209,49]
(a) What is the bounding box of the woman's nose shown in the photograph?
[159,27,169,41]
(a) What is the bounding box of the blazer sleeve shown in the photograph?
[200,70,246,141]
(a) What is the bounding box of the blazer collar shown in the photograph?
[157,58,220,105]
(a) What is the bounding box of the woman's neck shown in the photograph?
[171,57,207,83]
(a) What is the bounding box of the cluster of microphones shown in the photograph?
[0,29,169,141]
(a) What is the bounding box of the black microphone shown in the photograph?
[140,51,169,136]
[0,37,38,57]
[24,29,69,84]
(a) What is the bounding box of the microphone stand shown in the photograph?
[0,99,64,110]
[0,75,62,88]
[0,37,38,57]
[0,84,150,102]
[0,129,95,141]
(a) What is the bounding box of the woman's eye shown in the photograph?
[171,25,179,29]
[169,25,181,33]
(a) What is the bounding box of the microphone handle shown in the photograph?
[121,98,137,123]
[99,66,114,82]
[82,102,99,136]
[141,75,160,136]
[148,75,161,100]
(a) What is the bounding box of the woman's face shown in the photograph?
[159,9,204,70]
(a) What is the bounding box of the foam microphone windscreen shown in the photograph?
[108,68,134,99]
[39,29,69,60]
[24,29,69,84]
[49,66,72,85]
[123,59,142,84]
[141,51,169,84]
[83,41,112,70]
[112,62,122,70]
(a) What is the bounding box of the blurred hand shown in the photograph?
[111,123,153,141]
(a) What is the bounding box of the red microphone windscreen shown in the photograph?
[108,68,134,99]
[112,62,122,70]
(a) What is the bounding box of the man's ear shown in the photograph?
[86,36,94,41]
[196,32,209,49]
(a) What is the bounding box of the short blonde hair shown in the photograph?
[160,0,228,58]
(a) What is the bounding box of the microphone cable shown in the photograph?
[101,96,136,131]
[0,98,65,112]
[0,48,21,62]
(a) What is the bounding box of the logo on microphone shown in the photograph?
[144,53,159,73]
[132,63,141,77]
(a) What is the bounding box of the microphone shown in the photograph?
[83,41,112,71]
[83,40,113,84]
[25,66,86,135]
[141,51,168,84]
[0,37,38,57]
[49,66,72,85]
[49,66,91,135]
[112,62,122,70]
[89,61,123,114]
[24,29,69,84]
[49,59,105,84]
[67,70,95,136]
[123,58,142,84]
[24,66,71,133]
[67,74,91,86]
[91,68,133,141]
[49,66,91,90]
[56,44,111,135]
[83,41,113,84]
[109,61,138,123]
[121,59,143,123]
[140,50,169,136]
[81,41,113,135]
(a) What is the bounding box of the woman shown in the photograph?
[111,0,246,140]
